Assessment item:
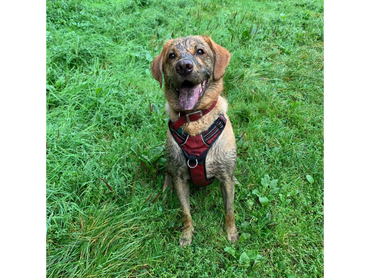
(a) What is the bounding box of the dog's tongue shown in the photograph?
[178,84,200,111]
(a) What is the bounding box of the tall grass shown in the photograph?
[47,0,323,276]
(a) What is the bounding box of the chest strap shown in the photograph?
[169,115,227,186]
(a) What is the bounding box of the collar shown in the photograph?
[172,99,218,131]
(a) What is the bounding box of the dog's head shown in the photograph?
[151,35,230,112]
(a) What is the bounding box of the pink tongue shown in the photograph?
[178,85,200,111]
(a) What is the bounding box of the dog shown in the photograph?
[151,35,238,245]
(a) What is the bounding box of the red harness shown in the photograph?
[169,108,227,187]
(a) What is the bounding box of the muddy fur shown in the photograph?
[151,35,239,245]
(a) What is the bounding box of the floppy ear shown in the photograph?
[151,54,163,88]
[202,35,230,80]
[151,40,172,88]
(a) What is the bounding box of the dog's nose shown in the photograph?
[176,60,193,76]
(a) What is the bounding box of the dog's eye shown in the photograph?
[196,49,205,55]
[169,53,175,60]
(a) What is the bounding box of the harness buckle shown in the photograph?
[185,110,203,123]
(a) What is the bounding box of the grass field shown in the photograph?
[46,0,323,276]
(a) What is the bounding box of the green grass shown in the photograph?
[46,0,323,276]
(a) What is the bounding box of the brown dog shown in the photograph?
[151,35,238,245]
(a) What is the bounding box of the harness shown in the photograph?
[168,101,227,186]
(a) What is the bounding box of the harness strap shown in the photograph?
[169,115,227,186]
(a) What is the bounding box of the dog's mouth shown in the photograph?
[173,80,207,111]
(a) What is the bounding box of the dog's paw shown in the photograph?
[227,232,239,244]
[179,228,193,246]
[179,236,192,246]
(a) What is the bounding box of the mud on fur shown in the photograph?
[151,35,239,246]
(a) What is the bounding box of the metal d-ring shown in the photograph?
[187,158,198,169]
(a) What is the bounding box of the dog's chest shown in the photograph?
[166,121,236,183]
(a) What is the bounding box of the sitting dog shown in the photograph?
[151,35,238,245]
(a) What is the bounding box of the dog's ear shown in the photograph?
[202,35,230,80]
[151,40,172,88]
[151,53,163,88]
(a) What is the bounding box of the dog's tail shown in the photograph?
[233,176,240,185]
[163,173,173,192]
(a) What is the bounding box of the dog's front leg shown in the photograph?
[221,178,239,243]
[174,178,193,246]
